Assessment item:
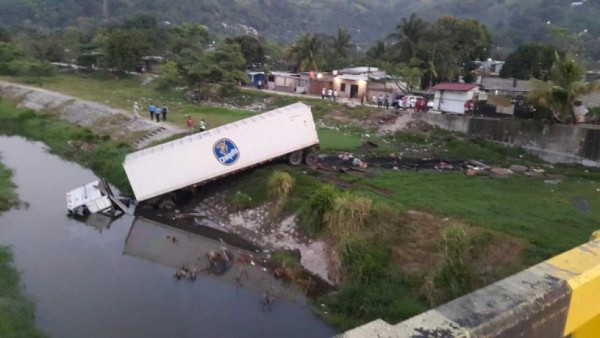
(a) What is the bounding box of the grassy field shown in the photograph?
[0,163,46,337]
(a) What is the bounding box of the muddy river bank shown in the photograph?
[0,135,335,338]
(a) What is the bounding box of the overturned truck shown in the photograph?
[123,102,320,208]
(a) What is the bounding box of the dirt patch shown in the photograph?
[391,210,526,284]
[323,109,356,123]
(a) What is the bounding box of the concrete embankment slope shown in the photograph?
[343,234,600,338]
[0,81,185,148]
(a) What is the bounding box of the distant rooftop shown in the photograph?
[338,67,379,74]
[430,83,479,91]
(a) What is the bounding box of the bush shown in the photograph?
[339,237,389,285]
[231,191,252,210]
[325,192,372,237]
[298,184,338,236]
[267,170,294,201]
[432,224,475,305]
[218,83,239,97]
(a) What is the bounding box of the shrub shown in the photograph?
[432,224,475,305]
[339,237,389,285]
[267,170,294,201]
[325,192,372,237]
[218,83,239,97]
[231,191,252,210]
[298,184,338,236]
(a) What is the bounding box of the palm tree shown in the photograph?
[331,27,355,60]
[388,13,428,61]
[286,33,323,72]
[529,54,600,123]
[365,40,394,69]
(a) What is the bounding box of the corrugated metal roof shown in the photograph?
[430,82,479,91]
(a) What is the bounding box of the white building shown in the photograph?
[431,83,482,114]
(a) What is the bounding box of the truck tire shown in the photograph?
[304,152,319,166]
[158,198,176,210]
[288,151,303,166]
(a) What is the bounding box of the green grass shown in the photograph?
[317,274,427,331]
[0,163,46,337]
[318,129,364,151]
[366,171,600,263]
[1,73,255,130]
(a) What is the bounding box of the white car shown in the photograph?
[397,95,424,109]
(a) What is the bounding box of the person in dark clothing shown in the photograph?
[161,105,168,121]
[155,109,160,122]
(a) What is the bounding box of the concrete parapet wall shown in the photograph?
[342,239,600,338]
[412,113,600,167]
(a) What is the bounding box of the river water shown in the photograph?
[0,136,335,338]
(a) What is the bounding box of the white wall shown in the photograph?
[433,90,476,114]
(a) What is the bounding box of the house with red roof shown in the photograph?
[430,82,483,114]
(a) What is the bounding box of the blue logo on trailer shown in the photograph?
[213,138,240,165]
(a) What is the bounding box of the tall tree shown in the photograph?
[286,33,323,72]
[529,54,600,123]
[224,35,265,68]
[105,29,149,71]
[328,27,355,69]
[388,13,428,62]
[500,43,562,80]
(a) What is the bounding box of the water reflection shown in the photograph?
[0,135,335,338]
[124,217,303,301]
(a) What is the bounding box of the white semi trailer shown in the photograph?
[123,102,320,207]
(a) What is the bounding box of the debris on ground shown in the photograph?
[526,168,545,177]
[338,152,354,161]
[544,179,563,185]
[352,157,368,168]
[467,160,491,171]
[490,167,514,179]
[509,164,528,173]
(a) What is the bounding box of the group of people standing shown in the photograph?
[187,116,206,135]
[146,103,169,122]
[321,87,338,101]
[375,95,390,109]
[132,101,207,135]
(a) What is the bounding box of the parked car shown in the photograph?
[395,95,424,110]
[391,94,404,108]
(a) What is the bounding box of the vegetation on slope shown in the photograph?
[0,161,46,337]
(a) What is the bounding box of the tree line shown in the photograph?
[0,12,597,124]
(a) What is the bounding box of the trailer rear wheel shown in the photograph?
[158,198,176,210]
[288,151,303,166]
[304,152,319,166]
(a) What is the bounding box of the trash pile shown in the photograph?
[337,152,368,168]
[173,247,235,281]
[463,161,548,179]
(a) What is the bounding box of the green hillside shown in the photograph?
[1,0,599,53]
